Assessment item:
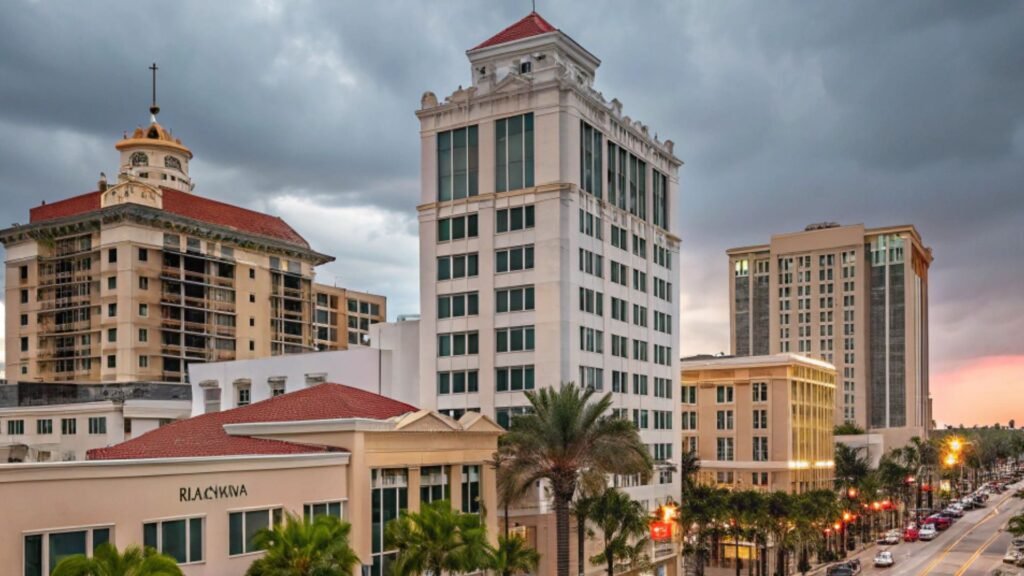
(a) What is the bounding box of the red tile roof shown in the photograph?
[28,188,309,248]
[473,11,558,50]
[88,383,418,460]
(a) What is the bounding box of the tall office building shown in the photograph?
[416,12,682,569]
[0,100,383,383]
[727,223,932,446]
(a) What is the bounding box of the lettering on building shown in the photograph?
[179,484,248,502]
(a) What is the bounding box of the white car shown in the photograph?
[919,524,938,541]
[874,551,895,567]
[879,530,901,545]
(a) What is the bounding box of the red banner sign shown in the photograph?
[650,521,672,541]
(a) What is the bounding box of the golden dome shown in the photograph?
[116,120,192,159]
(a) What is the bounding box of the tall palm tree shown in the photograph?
[833,443,870,494]
[498,383,654,576]
[679,449,701,496]
[385,499,490,576]
[587,488,650,576]
[52,543,182,576]
[246,512,359,576]
[679,485,729,576]
[489,450,533,540]
[488,535,541,576]
[763,491,793,576]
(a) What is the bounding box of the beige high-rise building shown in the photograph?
[415,11,682,575]
[681,354,836,493]
[0,101,384,383]
[727,223,932,446]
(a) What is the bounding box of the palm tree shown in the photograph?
[679,485,729,576]
[1007,513,1024,539]
[572,493,597,576]
[587,488,649,576]
[246,512,359,576]
[498,383,654,576]
[52,543,182,576]
[763,491,793,576]
[833,443,870,494]
[385,499,490,576]
[679,449,701,496]
[489,450,533,540]
[488,535,541,576]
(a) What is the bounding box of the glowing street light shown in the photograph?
[949,437,962,453]
[944,453,958,467]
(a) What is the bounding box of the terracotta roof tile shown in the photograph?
[88,383,418,460]
[28,188,309,248]
[473,11,558,50]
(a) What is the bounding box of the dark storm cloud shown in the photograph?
[0,0,1022,380]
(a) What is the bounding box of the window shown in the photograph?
[270,381,286,397]
[578,249,603,277]
[420,467,450,504]
[437,253,479,280]
[628,154,647,220]
[610,297,628,322]
[753,437,769,462]
[107,303,117,317]
[654,311,672,334]
[654,278,672,302]
[716,437,735,461]
[610,261,628,286]
[237,385,251,406]
[144,517,203,564]
[462,465,482,513]
[61,418,77,435]
[437,125,479,201]
[107,328,117,343]
[20,313,28,326]
[753,409,768,430]
[495,407,531,429]
[654,245,672,269]
[632,270,647,292]
[437,214,479,242]
[108,248,117,263]
[611,334,628,358]
[496,286,534,313]
[752,382,768,402]
[652,170,669,229]
[579,208,603,239]
[495,113,534,192]
[19,264,28,280]
[437,292,479,318]
[632,339,648,361]
[25,527,112,576]
[653,410,672,430]
[579,366,603,390]
[632,409,649,429]
[752,472,770,487]
[138,303,146,318]
[681,385,697,404]
[681,411,697,430]
[578,287,603,316]
[496,366,535,392]
[138,247,148,262]
[632,374,648,395]
[139,276,149,290]
[370,470,407,576]
[20,289,28,304]
[580,121,603,198]
[611,371,628,393]
[438,331,479,356]
[654,377,673,399]
[7,419,24,435]
[496,245,534,273]
[652,443,673,461]
[632,234,647,258]
[496,206,535,233]
[579,327,603,353]
[607,142,628,210]
[106,355,116,369]
[632,304,647,327]
[496,326,535,352]
[107,276,117,290]
[653,344,672,366]
[716,410,734,431]
[88,417,106,435]
[304,501,344,522]
[20,337,28,352]
[229,508,282,556]
[437,370,479,395]
[716,385,734,403]
[139,328,148,343]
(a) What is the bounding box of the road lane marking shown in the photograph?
[916,491,1018,576]
[953,528,1004,576]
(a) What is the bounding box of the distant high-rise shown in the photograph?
[727,223,932,446]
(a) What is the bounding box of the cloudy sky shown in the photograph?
[1,1,1022,425]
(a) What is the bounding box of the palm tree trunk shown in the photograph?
[606,539,614,576]
[556,496,571,576]
[505,501,510,540]
[578,514,586,576]
[735,533,742,576]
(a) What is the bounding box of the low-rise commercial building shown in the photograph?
[0,383,500,576]
[681,354,836,493]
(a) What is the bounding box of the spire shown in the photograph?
[149,62,160,120]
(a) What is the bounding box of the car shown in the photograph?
[1005,549,1022,564]
[1011,536,1024,549]
[972,495,988,508]
[960,498,976,510]
[904,525,920,542]
[877,530,901,545]
[825,565,854,576]
[926,515,952,530]
[874,551,895,568]
[943,507,963,518]
[919,524,939,541]
[938,510,959,521]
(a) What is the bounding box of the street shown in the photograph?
[846,486,1024,576]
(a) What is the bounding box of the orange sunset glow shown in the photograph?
[932,355,1024,427]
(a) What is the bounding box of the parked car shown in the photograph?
[919,524,939,541]
[877,530,901,545]
[943,507,963,518]
[1004,549,1021,565]
[826,565,855,576]
[960,498,976,510]
[874,551,895,568]
[904,525,920,542]
[938,510,959,522]
[926,515,952,530]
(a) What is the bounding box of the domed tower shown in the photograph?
[113,63,193,193]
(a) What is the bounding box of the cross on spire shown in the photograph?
[149,62,160,118]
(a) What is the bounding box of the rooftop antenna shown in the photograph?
[148,62,160,120]
[532,0,536,12]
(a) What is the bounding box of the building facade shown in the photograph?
[727,223,932,446]
[0,381,190,462]
[0,383,501,576]
[0,104,385,384]
[680,354,836,493]
[416,10,682,506]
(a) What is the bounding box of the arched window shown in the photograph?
[130,152,149,167]
[164,156,182,170]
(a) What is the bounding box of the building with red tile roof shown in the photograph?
[472,11,558,50]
